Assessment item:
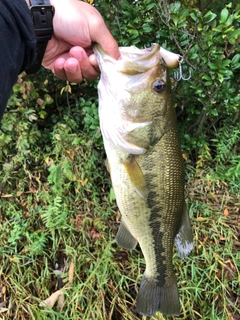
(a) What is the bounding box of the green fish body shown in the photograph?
[94,44,193,317]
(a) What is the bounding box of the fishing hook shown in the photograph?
[174,55,192,81]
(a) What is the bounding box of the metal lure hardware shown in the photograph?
[174,55,191,81]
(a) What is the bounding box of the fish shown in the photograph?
[93,43,193,317]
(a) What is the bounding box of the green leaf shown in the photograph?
[231,54,240,65]
[202,75,211,81]
[39,111,47,119]
[203,11,217,24]
[220,8,229,23]
[190,53,198,60]
[221,59,231,67]
[219,69,233,77]
[143,25,153,33]
[171,13,179,26]
[205,81,212,86]
[170,1,181,13]
[146,2,155,11]
[128,29,139,39]
[210,109,218,116]
[229,29,240,44]
[190,12,197,21]
[208,62,218,71]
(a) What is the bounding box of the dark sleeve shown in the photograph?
[0,0,36,120]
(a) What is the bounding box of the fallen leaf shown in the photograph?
[45,157,54,167]
[37,98,43,106]
[75,215,83,229]
[68,262,74,284]
[55,134,61,141]
[81,178,88,187]
[0,286,6,296]
[223,208,229,217]
[39,290,64,309]
[57,291,65,311]
[90,229,100,239]
[66,149,75,159]
[0,301,7,308]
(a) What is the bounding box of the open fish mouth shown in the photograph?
[93,43,180,73]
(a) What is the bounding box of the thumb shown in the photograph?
[91,22,120,60]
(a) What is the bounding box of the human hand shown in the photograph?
[42,0,120,82]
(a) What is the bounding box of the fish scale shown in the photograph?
[94,43,194,317]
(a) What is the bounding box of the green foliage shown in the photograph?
[97,0,159,47]
[41,196,72,233]
[210,119,240,189]
[80,96,103,146]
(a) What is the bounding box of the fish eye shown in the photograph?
[152,80,166,93]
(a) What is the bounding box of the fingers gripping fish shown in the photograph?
[94,43,193,317]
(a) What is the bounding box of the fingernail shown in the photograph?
[68,66,77,74]
[56,58,65,68]
[72,50,83,62]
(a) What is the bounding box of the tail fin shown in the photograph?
[136,275,180,317]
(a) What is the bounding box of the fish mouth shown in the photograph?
[94,43,180,73]
[94,44,161,75]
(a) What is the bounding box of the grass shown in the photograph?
[0,83,239,319]
[0,131,239,320]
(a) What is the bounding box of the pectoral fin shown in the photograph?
[175,202,194,259]
[116,220,138,250]
[122,156,148,200]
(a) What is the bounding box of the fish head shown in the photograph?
[94,44,179,154]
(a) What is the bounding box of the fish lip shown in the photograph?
[93,43,104,56]
[132,43,160,61]
[93,44,118,62]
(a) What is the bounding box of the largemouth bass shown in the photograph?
[94,43,193,317]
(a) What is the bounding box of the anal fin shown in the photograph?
[116,220,138,250]
[122,156,148,200]
[175,202,194,259]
